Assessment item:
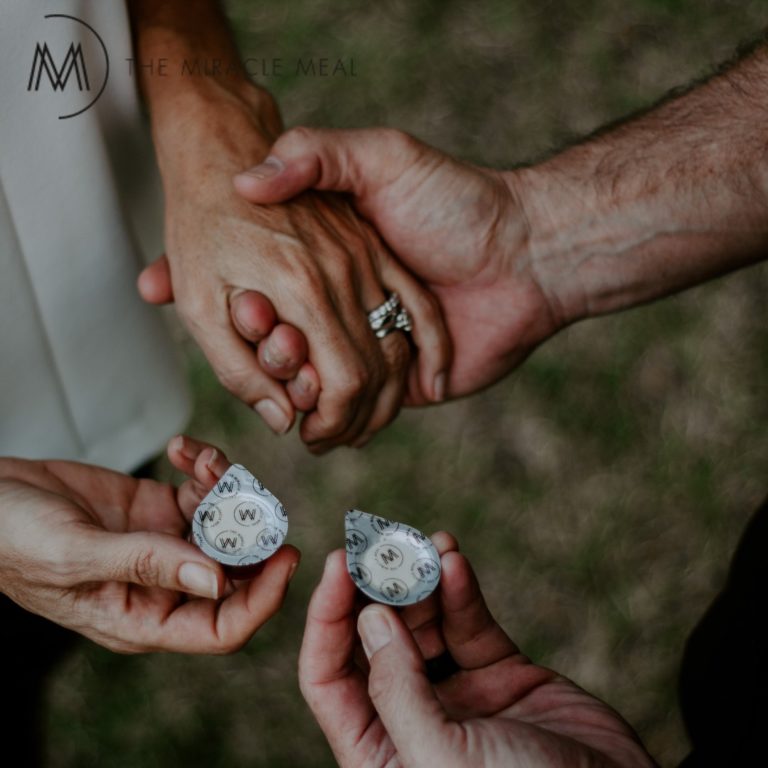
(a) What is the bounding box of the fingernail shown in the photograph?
[205,448,219,471]
[295,371,312,394]
[175,435,198,460]
[288,562,299,582]
[254,399,291,434]
[241,156,284,179]
[433,372,447,402]
[262,345,287,369]
[359,607,392,658]
[179,563,219,599]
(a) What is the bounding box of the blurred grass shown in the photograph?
[45,1,768,766]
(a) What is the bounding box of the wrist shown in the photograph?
[149,77,282,190]
[501,163,595,330]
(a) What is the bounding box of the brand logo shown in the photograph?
[214,530,244,552]
[345,529,368,555]
[348,562,372,587]
[212,475,241,498]
[411,558,440,583]
[233,501,264,527]
[371,517,398,536]
[373,544,404,570]
[27,14,109,119]
[255,527,282,551]
[380,578,409,602]
[196,503,222,528]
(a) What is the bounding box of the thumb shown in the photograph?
[358,605,451,764]
[137,254,174,305]
[233,127,418,206]
[73,529,225,599]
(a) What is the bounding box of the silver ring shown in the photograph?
[367,292,413,339]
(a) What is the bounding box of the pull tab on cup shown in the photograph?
[191,464,288,577]
[344,510,441,606]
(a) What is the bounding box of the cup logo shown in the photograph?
[374,544,404,570]
[212,474,241,499]
[214,530,244,553]
[196,503,221,528]
[233,501,264,527]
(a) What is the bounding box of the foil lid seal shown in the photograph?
[191,464,288,568]
[345,510,441,606]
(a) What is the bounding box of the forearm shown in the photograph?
[128,0,282,188]
[512,42,768,325]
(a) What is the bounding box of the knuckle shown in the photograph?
[129,548,160,587]
[366,661,393,705]
[281,125,316,151]
[339,367,369,400]
[41,552,77,588]
[283,257,325,298]
[380,127,418,157]
[381,332,411,371]
[213,636,247,656]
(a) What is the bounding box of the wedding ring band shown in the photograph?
[367,292,413,339]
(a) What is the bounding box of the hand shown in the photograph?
[299,539,655,768]
[0,436,300,653]
[150,87,450,451]
[233,128,563,403]
[139,257,321,413]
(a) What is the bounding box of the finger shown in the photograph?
[70,528,226,600]
[298,551,377,751]
[296,305,381,450]
[232,127,406,205]
[229,289,278,344]
[299,279,400,453]
[349,333,410,449]
[169,439,232,521]
[376,256,451,404]
[440,551,518,669]
[137,254,174,305]
[138,545,300,653]
[192,316,296,436]
[358,605,451,764]
[299,550,360,687]
[167,435,231,481]
[257,323,309,380]
[399,531,459,660]
[286,362,320,412]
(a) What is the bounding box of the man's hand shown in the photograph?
[0,436,299,653]
[233,41,768,407]
[299,540,655,768]
[233,128,562,404]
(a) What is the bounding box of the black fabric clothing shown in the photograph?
[679,496,768,766]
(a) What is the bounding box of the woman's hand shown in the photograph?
[149,85,449,452]
[299,539,655,768]
[0,436,299,653]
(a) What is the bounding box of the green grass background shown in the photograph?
[45,1,768,765]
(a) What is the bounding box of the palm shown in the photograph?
[3,465,195,646]
[338,643,650,768]
[300,548,654,768]
[0,446,299,654]
[356,145,557,400]
[443,667,653,768]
